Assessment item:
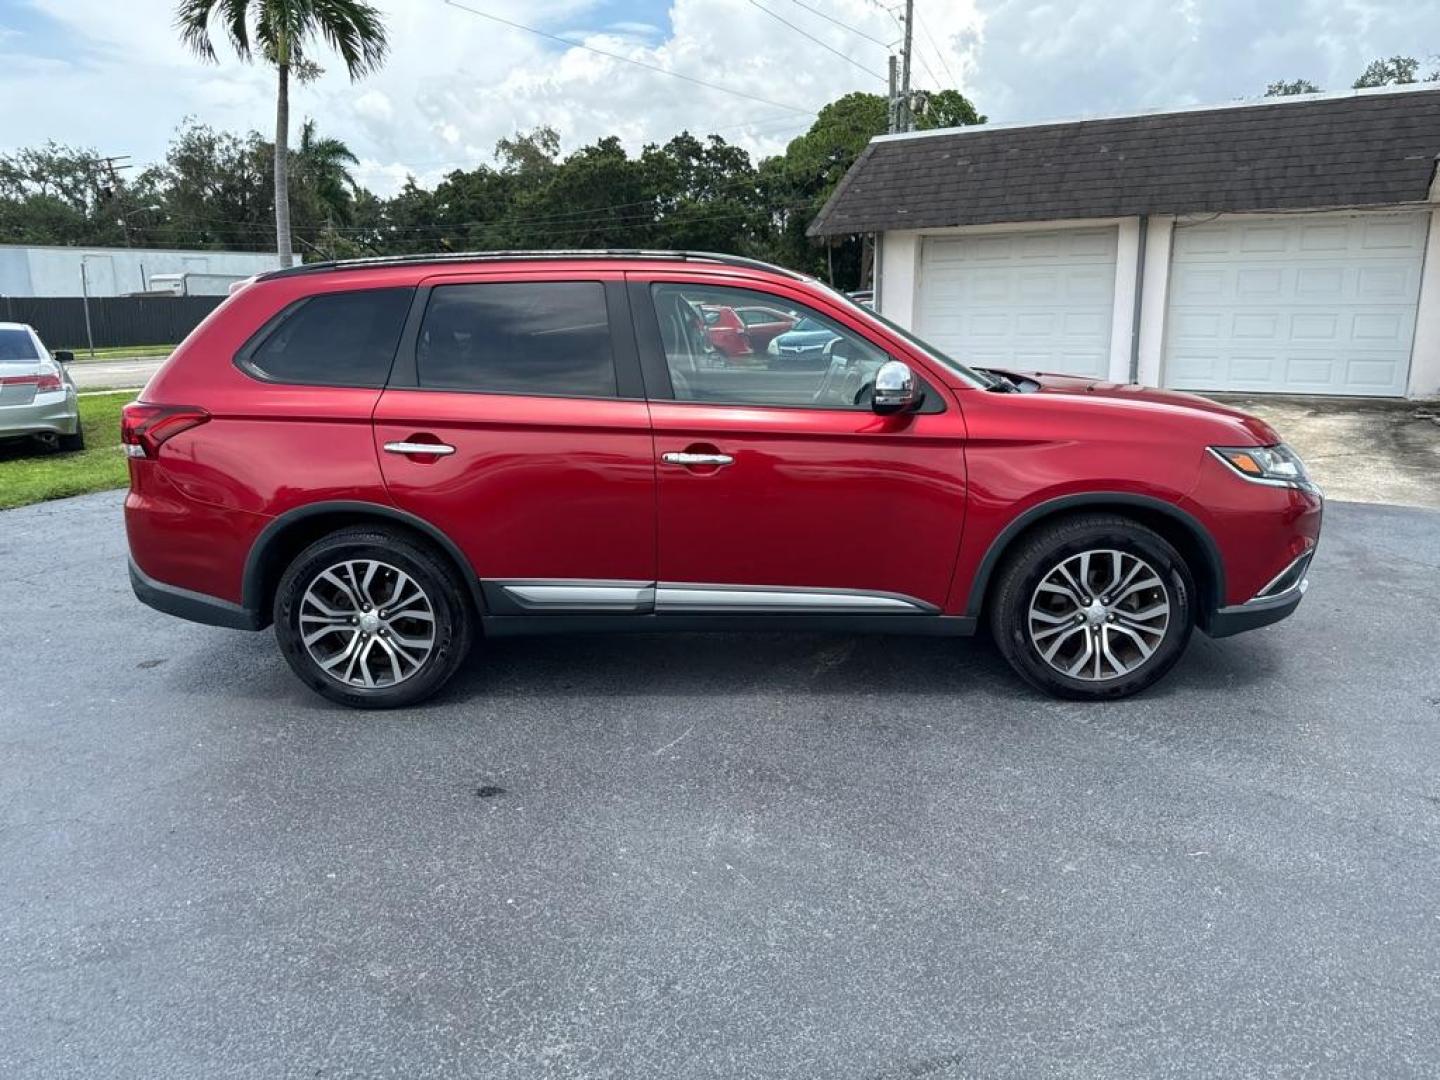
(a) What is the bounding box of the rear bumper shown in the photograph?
[0,390,79,437]
[129,557,261,631]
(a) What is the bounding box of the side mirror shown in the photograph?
[53,350,75,364]
[872,360,920,415]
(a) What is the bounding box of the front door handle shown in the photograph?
[384,440,456,457]
[661,451,734,467]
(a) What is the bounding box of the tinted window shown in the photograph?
[417,282,615,397]
[0,329,39,361]
[245,288,411,387]
[651,283,892,410]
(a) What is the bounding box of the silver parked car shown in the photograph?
[0,322,83,452]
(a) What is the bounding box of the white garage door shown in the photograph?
[1163,212,1427,396]
[916,228,1118,378]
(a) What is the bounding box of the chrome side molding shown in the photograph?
[497,581,655,613]
[655,584,936,614]
[489,579,939,615]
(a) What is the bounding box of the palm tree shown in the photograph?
[175,0,388,267]
[296,118,359,224]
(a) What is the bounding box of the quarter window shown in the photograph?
[243,287,412,387]
[650,284,892,410]
[417,281,616,397]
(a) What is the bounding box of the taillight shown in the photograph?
[121,402,210,459]
[0,372,63,392]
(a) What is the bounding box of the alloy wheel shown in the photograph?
[1027,549,1171,681]
[298,559,437,688]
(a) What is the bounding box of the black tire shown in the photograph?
[57,428,85,453]
[273,526,475,709]
[988,514,1195,700]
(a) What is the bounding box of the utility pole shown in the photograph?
[899,0,915,132]
[95,154,133,245]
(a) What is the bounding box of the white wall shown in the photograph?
[1408,209,1440,399]
[1134,216,1176,387]
[1,245,281,298]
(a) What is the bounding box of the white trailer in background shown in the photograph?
[145,272,251,297]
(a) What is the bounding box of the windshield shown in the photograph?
[812,283,997,390]
[0,328,40,362]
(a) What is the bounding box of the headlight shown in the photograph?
[1209,444,1315,490]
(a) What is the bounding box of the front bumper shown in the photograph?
[1206,579,1307,638]
[0,390,79,438]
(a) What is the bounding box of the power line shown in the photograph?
[915,10,959,87]
[784,0,892,48]
[745,0,888,83]
[442,0,818,116]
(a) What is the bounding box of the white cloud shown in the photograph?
[4,0,1437,202]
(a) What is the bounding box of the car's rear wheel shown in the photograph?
[57,428,85,453]
[273,526,475,709]
[989,514,1194,700]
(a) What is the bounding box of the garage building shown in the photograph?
[809,85,1440,399]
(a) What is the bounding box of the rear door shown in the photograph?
[374,271,656,611]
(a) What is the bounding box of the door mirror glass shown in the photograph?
[872,360,920,415]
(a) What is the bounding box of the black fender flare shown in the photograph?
[962,492,1227,620]
[241,500,485,622]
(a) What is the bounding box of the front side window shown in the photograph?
[650,284,891,410]
[417,281,616,398]
[243,287,412,387]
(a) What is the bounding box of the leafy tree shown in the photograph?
[174,0,389,266]
[132,121,270,251]
[916,89,987,129]
[495,127,561,178]
[0,144,127,246]
[1353,56,1423,88]
[1266,79,1320,96]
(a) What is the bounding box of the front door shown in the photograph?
[374,272,656,611]
[631,277,968,614]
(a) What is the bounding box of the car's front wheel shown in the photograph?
[273,526,475,708]
[989,514,1194,700]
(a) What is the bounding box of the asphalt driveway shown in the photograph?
[2,493,1438,1079]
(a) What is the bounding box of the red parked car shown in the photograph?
[124,251,1322,709]
[701,303,795,360]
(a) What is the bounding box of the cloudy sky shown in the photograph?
[0,0,1437,194]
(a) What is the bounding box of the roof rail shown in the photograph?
[255,249,807,282]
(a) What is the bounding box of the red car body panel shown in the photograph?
[125,253,1321,645]
[374,389,656,584]
[648,399,968,608]
[702,306,751,359]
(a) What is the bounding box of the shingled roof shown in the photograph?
[809,86,1440,237]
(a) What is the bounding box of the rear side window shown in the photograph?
[417,281,616,398]
[241,288,412,387]
[0,329,39,361]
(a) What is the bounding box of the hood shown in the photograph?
[990,369,1281,445]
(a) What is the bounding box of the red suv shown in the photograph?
[124,251,1322,708]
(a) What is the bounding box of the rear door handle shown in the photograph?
[384,440,456,457]
[661,452,734,467]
